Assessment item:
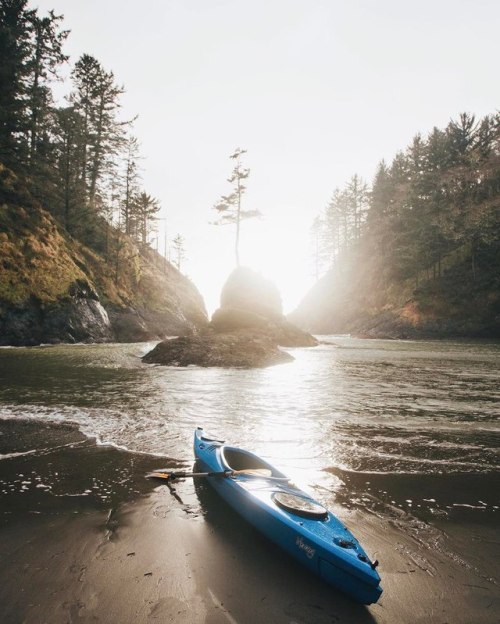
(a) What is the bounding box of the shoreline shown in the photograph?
[0,419,498,623]
[0,333,499,350]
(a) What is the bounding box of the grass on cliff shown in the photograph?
[0,202,88,304]
[0,164,206,325]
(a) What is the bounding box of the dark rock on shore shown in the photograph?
[142,329,294,368]
[0,274,207,346]
[108,300,207,343]
[0,293,207,346]
[0,281,112,346]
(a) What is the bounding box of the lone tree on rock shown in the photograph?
[212,148,261,266]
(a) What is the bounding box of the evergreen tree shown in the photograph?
[0,0,35,169]
[345,174,369,241]
[323,189,343,263]
[311,111,499,289]
[131,191,160,245]
[26,9,68,170]
[367,161,393,270]
[70,54,125,210]
[320,175,368,273]
[52,104,85,231]
[212,147,260,266]
[120,135,141,235]
[172,233,186,271]
[441,114,499,278]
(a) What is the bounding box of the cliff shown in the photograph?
[290,245,500,339]
[0,165,207,346]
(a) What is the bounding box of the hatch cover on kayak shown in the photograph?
[272,492,328,519]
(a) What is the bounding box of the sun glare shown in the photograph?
[240,214,315,314]
[185,210,315,318]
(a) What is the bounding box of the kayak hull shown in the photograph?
[193,428,382,605]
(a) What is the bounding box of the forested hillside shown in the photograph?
[292,113,500,338]
[0,1,207,345]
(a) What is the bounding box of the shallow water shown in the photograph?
[0,338,499,520]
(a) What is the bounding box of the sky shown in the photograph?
[34,0,500,314]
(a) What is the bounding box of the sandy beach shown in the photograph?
[0,419,498,624]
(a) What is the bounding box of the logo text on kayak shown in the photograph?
[296,536,315,559]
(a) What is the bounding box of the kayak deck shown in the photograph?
[194,428,382,605]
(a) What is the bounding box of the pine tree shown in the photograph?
[212,148,261,266]
[52,104,85,231]
[367,161,393,269]
[309,214,326,280]
[26,9,68,170]
[345,174,369,241]
[70,54,125,210]
[323,190,343,264]
[120,135,141,235]
[131,192,160,245]
[172,233,186,271]
[0,0,35,169]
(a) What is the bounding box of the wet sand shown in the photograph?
[0,420,498,624]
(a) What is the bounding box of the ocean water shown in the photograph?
[0,338,499,520]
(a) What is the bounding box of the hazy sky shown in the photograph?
[35,0,500,314]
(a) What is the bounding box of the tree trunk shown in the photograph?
[64,131,71,231]
[235,178,241,266]
[29,27,42,168]
[89,96,105,208]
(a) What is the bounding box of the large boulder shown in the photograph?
[220,267,283,319]
[142,329,293,368]
[214,268,318,347]
[0,279,113,346]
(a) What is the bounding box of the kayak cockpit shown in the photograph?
[221,446,287,479]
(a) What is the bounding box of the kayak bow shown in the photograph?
[193,427,382,605]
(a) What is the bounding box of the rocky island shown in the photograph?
[142,267,317,368]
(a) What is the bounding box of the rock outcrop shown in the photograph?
[142,329,294,368]
[0,280,112,346]
[220,266,283,319]
[142,267,317,368]
[213,267,317,348]
[0,166,207,346]
[211,307,317,347]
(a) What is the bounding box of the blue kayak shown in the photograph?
[194,427,382,604]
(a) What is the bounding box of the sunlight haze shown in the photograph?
[34,0,500,313]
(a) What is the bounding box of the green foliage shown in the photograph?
[306,112,500,337]
[0,0,36,168]
[0,166,202,328]
[0,189,88,304]
[129,192,160,245]
[0,2,166,284]
[314,112,500,288]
